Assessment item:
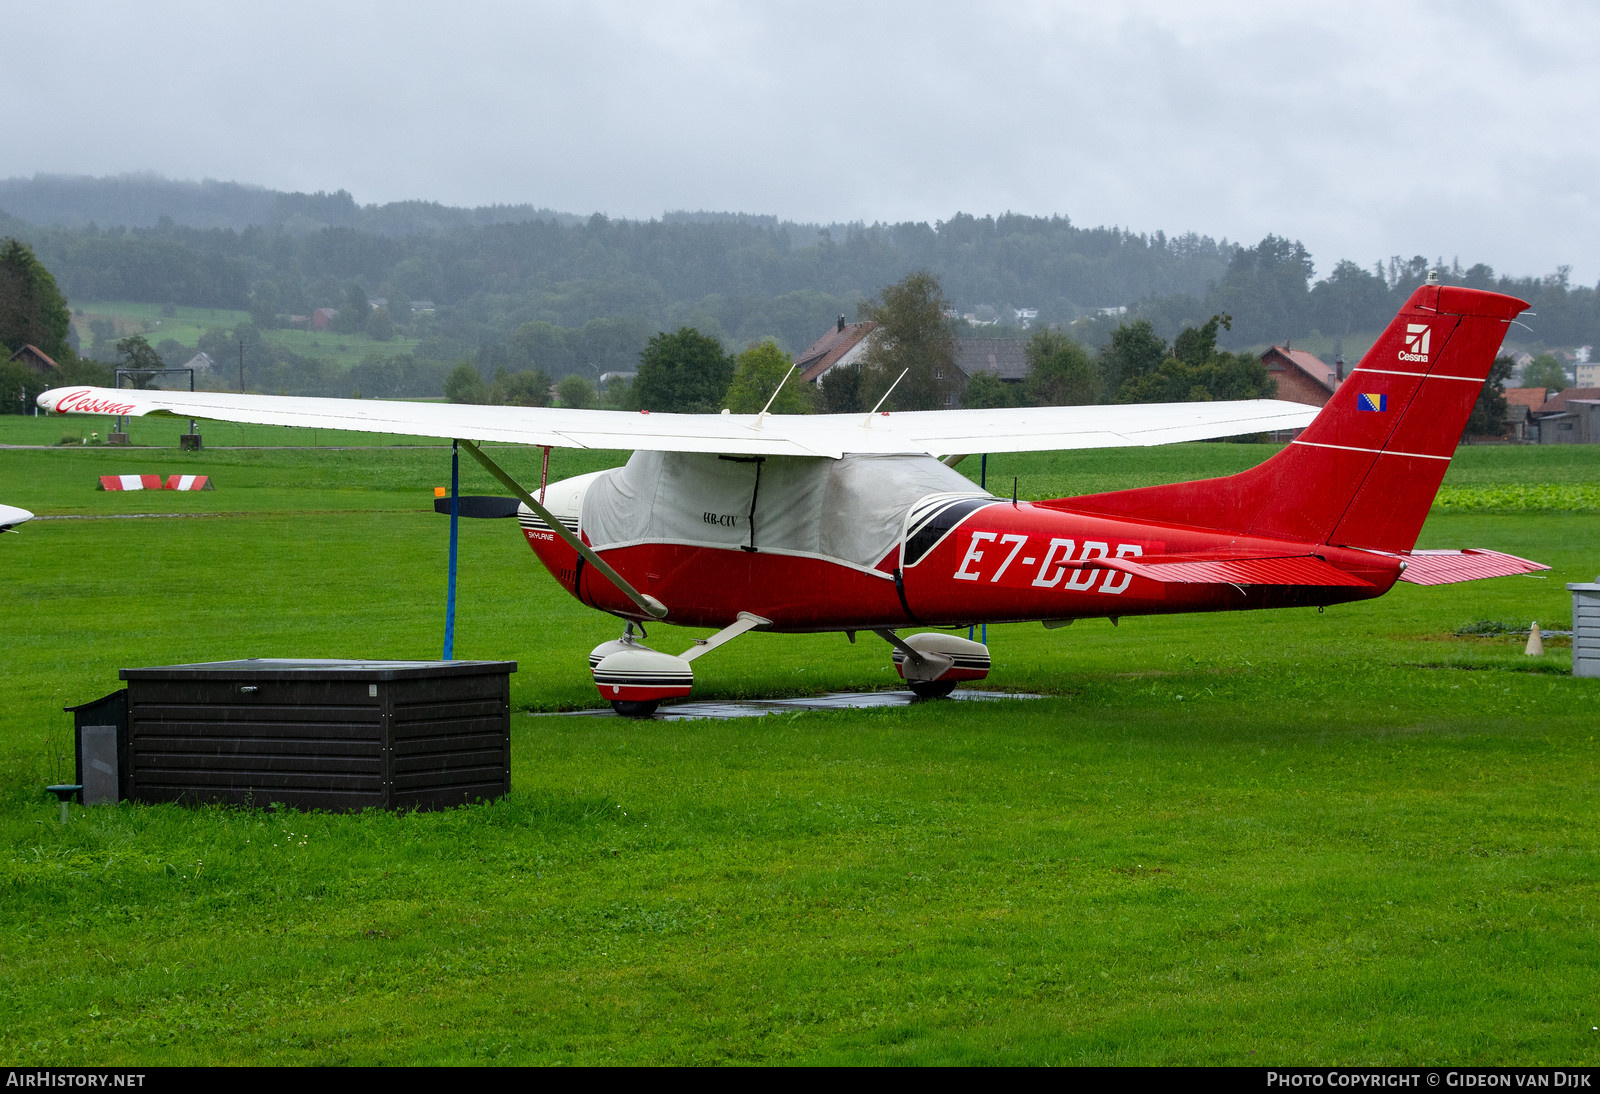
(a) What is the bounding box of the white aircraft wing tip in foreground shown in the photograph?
[0,504,34,532]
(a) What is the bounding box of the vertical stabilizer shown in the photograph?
[1060,285,1528,553]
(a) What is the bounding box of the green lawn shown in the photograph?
[3,412,449,452]
[1,437,1597,1064]
[72,302,248,354]
[70,301,424,373]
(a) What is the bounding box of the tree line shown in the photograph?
[0,230,1543,447]
[0,202,1236,365]
[1091,236,1600,355]
[431,271,1278,419]
[0,238,112,411]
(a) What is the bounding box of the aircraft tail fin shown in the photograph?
[1056,284,1529,553]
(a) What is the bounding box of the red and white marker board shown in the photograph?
[98,474,214,491]
[165,475,212,491]
[99,475,165,491]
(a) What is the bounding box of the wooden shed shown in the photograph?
[98,658,516,811]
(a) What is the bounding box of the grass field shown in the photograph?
[71,301,424,373]
[1,424,1597,1065]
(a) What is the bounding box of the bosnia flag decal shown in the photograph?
[1358,393,1387,412]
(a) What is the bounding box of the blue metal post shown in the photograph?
[971,454,991,643]
[980,455,988,645]
[444,440,459,660]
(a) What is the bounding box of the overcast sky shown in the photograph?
[6,1,1597,282]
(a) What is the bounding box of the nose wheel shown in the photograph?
[590,612,772,719]
[908,680,957,700]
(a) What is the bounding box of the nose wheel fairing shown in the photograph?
[590,612,772,717]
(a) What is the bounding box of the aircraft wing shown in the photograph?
[37,386,1317,459]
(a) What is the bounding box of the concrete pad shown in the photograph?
[541,689,1046,721]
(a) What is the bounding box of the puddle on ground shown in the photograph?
[536,689,1047,721]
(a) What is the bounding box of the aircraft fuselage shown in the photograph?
[520,487,1400,633]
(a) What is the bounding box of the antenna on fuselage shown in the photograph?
[865,368,909,423]
[756,363,798,424]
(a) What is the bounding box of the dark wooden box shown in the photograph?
[117,659,516,812]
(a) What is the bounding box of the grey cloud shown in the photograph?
[4,1,1596,280]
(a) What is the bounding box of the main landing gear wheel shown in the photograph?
[885,632,991,699]
[611,699,661,718]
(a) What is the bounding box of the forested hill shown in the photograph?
[3,174,1596,361]
[0,175,1236,354]
[0,174,579,235]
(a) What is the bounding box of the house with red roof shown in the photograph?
[1504,387,1548,443]
[7,344,61,376]
[794,317,876,384]
[1259,345,1339,407]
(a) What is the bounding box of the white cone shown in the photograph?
[1525,622,1544,656]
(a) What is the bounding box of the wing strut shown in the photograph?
[457,439,669,620]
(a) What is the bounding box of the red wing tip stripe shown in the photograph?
[1291,440,1452,461]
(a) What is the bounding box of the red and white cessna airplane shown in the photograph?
[39,282,1544,715]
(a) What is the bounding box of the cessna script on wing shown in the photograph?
[50,390,138,416]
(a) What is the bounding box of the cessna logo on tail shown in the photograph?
[1399,323,1431,363]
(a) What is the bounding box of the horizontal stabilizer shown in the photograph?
[1394,549,1550,586]
[1085,551,1373,587]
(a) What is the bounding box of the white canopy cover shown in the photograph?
[581,451,986,568]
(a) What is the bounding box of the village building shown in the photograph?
[1528,386,1600,444]
[311,307,338,331]
[1504,387,1548,444]
[796,318,1035,408]
[7,344,61,376]
[1536,386,1600,415]
[793,317,876,384]
[1536,398,1600,444]
[1259,345,1339,407]
[952,339,1028,403]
